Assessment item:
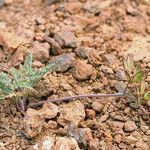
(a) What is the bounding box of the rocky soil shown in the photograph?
[0,0,150,150]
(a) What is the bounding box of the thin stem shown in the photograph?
[28,92,125,109]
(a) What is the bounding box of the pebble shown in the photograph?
[124,135,138,144]
[72,60,93,81]
[91,101,104,112]
[30,41,50,62]
[124,121,137,132]
[45,36,62,55]
[86,109,96,119]
[57,100,85,126]
[54,29,78,48]
[49,53,75,73]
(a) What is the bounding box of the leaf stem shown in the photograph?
[28,92,125,109]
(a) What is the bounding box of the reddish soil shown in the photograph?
[0,0,150,150]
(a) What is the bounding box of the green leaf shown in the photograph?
[24,53,33,75]
[144,91,150,100]
[135,64,142,74]
[123,55,134,72]
[132,71,143,83]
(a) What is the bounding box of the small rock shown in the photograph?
[99,65,114,74]
[37,102,59,119]
[24,114,44,137]
[115,81,126,93]
[119,143,128,149]
[24,102,59,137]
[32,60,43,68]
[89,139,100,150]
[47,120,57,129]
[0,31,22,51]
[72,60,93,81]
[104,53,117,65]
[8,48,24,66]
[136,140,149,150]
[75,47,92,59]
[112,121,124,131]
[114,115,124,121]
[45,36,62,55]
[49,53,75,73]
[54,29,78,48]
[91,101,104,112]
[86,109,96,119]
[126,5,140,16]
[83,128,93,142]
[114,134,122,143]
[57,100,85,126]
[146,130,150,135]
[115,69,126,80]
[88,50,101,66]
[35,17,46,25]
[124,135,138,144]
[99,114,109,122]
[141,126,149,133]
[55,137,79,150]
[32,136,55,150]
[124,121,137,132]
[60,83,72,90]
[30,41,50,62]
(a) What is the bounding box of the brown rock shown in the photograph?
[24,102,59,137]
[114,134,122,143]
[83,128,93,142]
[37,102,59,119]
[8,48,24,66]
[124,121,137,132]
[24,114,44,137]
[124,135,138,144]
[55,137,79,150]
[54,29,78,48]
[112,121,124,131]
[86,109,96,119]
[0,31,22,52]
[141,126,149,133]
[30,41,50,62]
[32,136,55,150]
[75,47,92,59]
[99,114,109,122]
[32,60,43,68]
[57,100,85,126]
[72,60,93,81]
[91,101,104,112]
[89,139,100,150]
[136,140,149,150]
[49,53,75,72]
[45,36,62,55]
[88,50,101,66]
[47,120,57,129]
[119,143,128,149]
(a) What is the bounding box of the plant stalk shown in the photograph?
[28,92,125,109]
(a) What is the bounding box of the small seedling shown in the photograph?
[123,55,150,106]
